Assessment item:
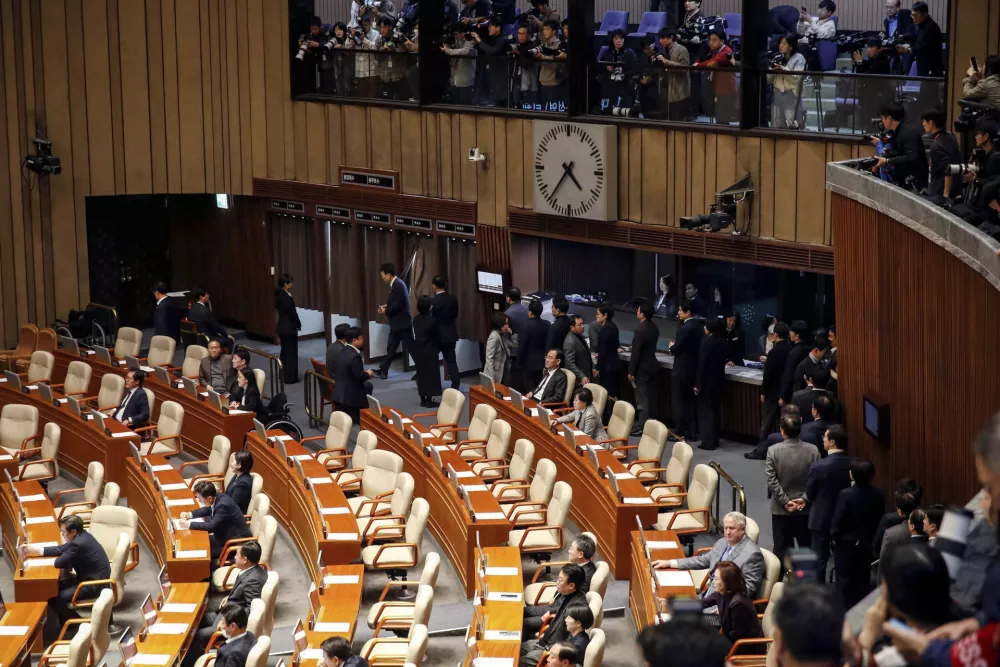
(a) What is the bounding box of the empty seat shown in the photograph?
[723,12,742,37]
[615,419,668,483]
[52,622,91,667]
[366,583,434,635]
[330,429,377,492]
[144,335,176,367]
[39,588,114,666]
[299,411,353,471]
[501,458,557,525]
[487,438,535,496]
[348,450,404,517]
[596,400,635,447]
[416,388,465,438]
[113,327,143,359]
[56,462,106,520]
[436,403,496,445]
[0,323,38,370]
[465,420,512,479]
[88,505,140,573]
[361,623,428,667]
[653,463,718,536]
[0,404,40,457]
[595,10,628,36]
[358,472,415,541]
[361,498,430,577]
[628,12,668,43]
[508,481,572,558]
[138,400,184,456]
[649,441,694,506]
[180,435,231,487]
[49,360,92,397]
[371,552,441,613]
[15,422,60,483]
[21,350,55,384]
[14,328,54,373]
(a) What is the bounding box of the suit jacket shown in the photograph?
[630,320,661,380]
[533,368,568,404]
[226,473,253,515]
[546,315,571,354]
[912,16,944,76]
[804,451,852,534]
[780,343,810,403]
[516,317,550,372]
[325,341,345,380]
[222,565,268,613]
[275,289,301,336]
[595,320,621,377]
[431,291,459,344]
[885,122,929,189]
[43,530,112,583]
[332,346,368,408]
[504,302,529,339]
[879,521,912,564]
[884,8,914,38]
[725,326,746,366]
[669,318,703,382]
[484,330,512,384]
[562,332,592,383]
[385,278,412,333]
[112,387,150,428]
[792,353,824,394]
[675,535,765,597]
[766,438,820,515]
[239,384,266,421]
[792,387,832,423]
[540,589,587,648]
[199,355,236,393]
[188,302,227,338]
[799,418,828,447]
[153,298,171,337]
[695,332,728,400]
[761,339,790,400]
[215,632,256,667]
[190,492,252,546]
[831,484,886,548]
[556,405,608,441]
[873,512,903,559]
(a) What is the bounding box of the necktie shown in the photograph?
[116,390,133,421]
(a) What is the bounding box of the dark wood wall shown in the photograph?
[832,194,998,505]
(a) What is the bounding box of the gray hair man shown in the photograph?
[652,511,765,598]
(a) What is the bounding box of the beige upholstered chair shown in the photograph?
[584,629,606,667]
[500,458,557,524]
[465,421,512,479]
[524,550,609,607]
[0,323,37,371]
[19,350,54,384]
[539,369,576,409]
[15,328,54,373]
[358,472,414,540]
[16,422,60,483]
[366,583,433,635]
[69,532,129,609]
[88,505,139,573]
[256,571,280,638]
[591,561,611,598]
[252,368,266,396]
[0,404,40,457]
[435,403,496,445]
[727,582,784,665]
[300,411,353,471]
[653,464,718,537]
[39,588,113,666]
[143,387,156,417]
[246,598,267,638]
[55,462,105,520]
[39,621,91,667]
[757,548,782,601]
[144,335,176,367]
[180,435,231,487]
[138,400,184,456]
[361,498,430,575]
[597,400,635,447]
[370,553,441,615]
[212,516,278,591]
[48,360,92,397]
[648,441,694,506]
[361,623,428,667]
[417,388,465,437]
[331,429,377,492]
[746,515,761,544]
[615,419,669,483]
[243,493,271,526]
[486,438,535,497]
[508,481,572,557]
[586,591,604,629]
[82,374,125,413]
[586,382,609,419]
[245,635,271,667]
[113,327,143,359]
[347,450,404,517]
[181,345,209,378]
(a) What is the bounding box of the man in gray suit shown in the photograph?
[766,413,820,564]
[199,338,236,393]
[652,511,765,598]
[877,487,921,569]
[562,315,593,387]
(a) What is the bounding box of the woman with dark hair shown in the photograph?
[654,274,677,318]
[275,274,301,384]
[701,561,764,646]
[552,387,608,441]
[231,367,265,420]
[484,312,513,384]
[562,602,594,656]
[769,33,806,129]
[226,450,255,514]
[411,295,442,408]
[725,309,746,366]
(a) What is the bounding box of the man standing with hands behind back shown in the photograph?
[431,275,461,390]
[375,263,412,380]
[766,413,820,564]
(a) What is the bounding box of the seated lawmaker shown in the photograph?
[701,561,764,647]
[562,604,594,657]
[111,369,150,428]
[199,338,235,393]
[543,644,580,667]
[524,534,597,634]
[19,515,111,634]
[320,637,371,667]
[228,350,253,402]
[652,511,765,598]
[520,564,587,667]
[178,481,252,560]
[226,450,254,514]
[188,288,228,338]
[552,388,608,441]
[211,605,255,667]
[230,368,265,420]
[525,349,568,404]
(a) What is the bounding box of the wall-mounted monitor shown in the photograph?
[863,393,890,445]
[476,268,504,296]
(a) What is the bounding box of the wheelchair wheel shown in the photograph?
[55,326,73,340]
[266,418,303,442]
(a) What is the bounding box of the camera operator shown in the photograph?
[958,119,1000,216]
[599,30,638,116]
[510,25,539,107]
[921,109,963,199]
[325,23,356,96]
[963,55,1000,111]
[851,38,893,128]
[523,0,559,38]
[374,16,405,100]
[355,15,382,99]
[645,28,691,121]
[694,29,738,124]
[296,17,335,94]
[470,18,509,107]
[534,19,565,110]
[770,34,807,129]
[869,101,928,190]
[441,26,476,104]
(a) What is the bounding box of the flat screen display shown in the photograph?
[477,270,504,295]
[864,399,880,438]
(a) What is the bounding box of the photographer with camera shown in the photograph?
[354,15,382,99]
[869,101,928,190]
[921,109,963,199]
[956,119,1000,219]
[770,34,807,129]
[470,17,510,107]
[534,19,566,110]
[599,30,639,116]
[373,16,405,100]
[644,28,691,121]
[324,23,357,96]
[296,16,335,94]
[522,0,559,38]
[850,38,893,129]
[509,25,539,108]
[441,25,477,104]
[694,29,738,124]
[963,55,1000,111]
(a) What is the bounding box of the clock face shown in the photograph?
[534,123,606,218]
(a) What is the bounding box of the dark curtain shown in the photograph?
[271,215,322,310]
[364,226,393,325]
[446,238,487,342]
[543,238,634,303]
[400,233,436,311]
[328,221,362,317]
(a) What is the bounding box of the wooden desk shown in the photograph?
[0,479,61,602]
[246,431,361,582]
[470,385,660,581]
[51,350,256,461]
[627,529,697,630]
[136,582,210,666]
[465,546,524,666]
[361,407,511,599]
[0,601,47,667]
[125,456,212,582]
[293,563,365,666]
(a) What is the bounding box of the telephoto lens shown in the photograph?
[934,507,973,580]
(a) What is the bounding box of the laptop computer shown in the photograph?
[0,587,6,620]
[91,409,108,433]
[606,465,622,497]
[58,335,79,356]
[125,355,141,371]
[181,377,198,397]
[292,618,309,655]
[157,564,171,602]
[118,628,138,667]
[366,394,383,420]
[389,410,407,437]
[3,469,18,501]
[508,388,525,412]
[429,442,444,471]
[3,370,22,392]
[140,594,158,628]
[536,405,552,429]
[308,582,322,618]
[636,515,651,560]
[153,366,171,385]
[476,531,487,571]
[67,395,82,418]
[478,372,496,395]
[206,390,225,412]
[93,346,113,366]
[253,419,269,444]
[276,439,291,466]
[37,382,53,403]
[586,445,601,474]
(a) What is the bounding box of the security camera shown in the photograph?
[468,147,487,164]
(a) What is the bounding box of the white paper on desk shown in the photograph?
[160,483,187,491]
[623,497,653,505]
[0,377,7,383]
[146,623,189,635]
[56,398,68,404]
[573,431,587,438]
[19,493,47,502]
[129,655,173,666]
[486,591,523,602]
[140,366,155,372]
[502,396,512,401]
[484,566,519,576]
[483,630,521,641]
[34,541,60,548]
[166,498,195,507]
[655,570,694,587]
[455,471,476,478]
[0,626,29,636]
[24,516,55,525]
[25,384,38,390]
[228,409,252,415]
[276,435,295,441]
[320,507,349,515]
[646,541,678,550]
[150,464,173,472]
[199,392,210,397]
[614,472,635,480]
[474,658,515,667]
[85,350,95,356]
[299,649,326,660]
[309,477,332,485]
[0,454,11,461]
[160,603,198,613]
[293,455,313,461]
[528,408,539,417]
[461,484,489,493]
[326,532,358,541]
[25,558,57,568]
[473,512,507,521]
[432,445,451,452]
[112,431,138,438]
[175,550,208,559]
[312,622,351,633]
[401,418,413,424]
[322,574,360,585]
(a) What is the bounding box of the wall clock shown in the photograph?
[533,121,618,222]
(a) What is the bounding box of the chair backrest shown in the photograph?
[437,388,466,426]
[636,11,667,33]
[759,548,782,600]
[39,422,61,476]
[509,439,536,481]
[98,374,125,409]
[666,441,694,487]
[390,472,416,517]
[257,515,278,566]
[817,40,838,71]
[326,411,353,450]
[485,419,512,460]
[89,589,115,663]
[528,458,557,504]
[586,383,608,420]
[208,436,232,475]
[361,450,404,499]
[36,328,57,354]
[688,464,719,511]
[143,388,156,415]
[607,401,635,441]
[590,561,610,599]
[260,571,280,636]
[246,598,267,638]
[597,9,628,33]
[745,515,760,544]
[245,635,271,667]
[147,336,176,367]
[404,498,431,549]
[560,369,576,405]
[637,419,668,465]
[586,591,604,629]
[0,404,39,452]
[89,506,138,559]
[584,628,606,667]
[250,473,264,498]
[11,324,38,357]
[253,368,266,395]
[102,482,120,506]
[83,462,106,506]
[27,351,55,383]
[66,622,92,667]
[114,327,143,358]
[761,581,784,637]
[420,552,441,587]
[110,532,130,603]
[547,481,573,527]
[182,345,209,377]
[723,12,742,35]
[247,493,271,523]
[405,624,429,664]
[157,401,184,447]
[65,361,93,396]
[412,584,434,627]
[353,430,377,469]
[467,403,497,443]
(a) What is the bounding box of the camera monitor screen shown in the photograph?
[863,393,890,445]
[477,270,504,295]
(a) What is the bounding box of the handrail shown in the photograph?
[708,461,747,533]
[235,344,284,399]
[304,370,335,428]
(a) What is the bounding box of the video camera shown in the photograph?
[954,100,1000,134]
[677,15,728,43]
[861,118,894,147]
[945,148,988,177]
[836,30,879,54]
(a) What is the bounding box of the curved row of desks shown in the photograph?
[627,529,697,630]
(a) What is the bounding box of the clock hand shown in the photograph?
[551,168,571,198]
[565,162,583,191]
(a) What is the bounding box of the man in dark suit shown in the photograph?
[525,349,568,405]
[884,0,915,74]
[19,515,111,634]
[275,274,302,385]
[694,317,728,451]
[748,322,791,459]
[519,564,588,667]
[594,304,621,397]
[630,300,661,436]
[523,534,597,633]
[870,101,928,190]
[792,366,833,424]
[831,459,885,606]
[153,282,171,338]
[909,1,943,76]
[112,369,150,428]
[562,315,592,387]
[180,481,252,561]
[791,332,830,394]
[332,327,375,423]
[226,450,255,514]
[872,478,922,560]
[668,299,702,440]
[211,605,255,667]
[802,424,852,583]
[766,413,820,564]
[431,275,461,390]
[188,288,228,339]
[325,323,350,380]
[546,297,571,352]
[800,393,836,447]
[199,339,236,393]
[516,300,550,391]
[780,321,810,408]
[375,263,413,379]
